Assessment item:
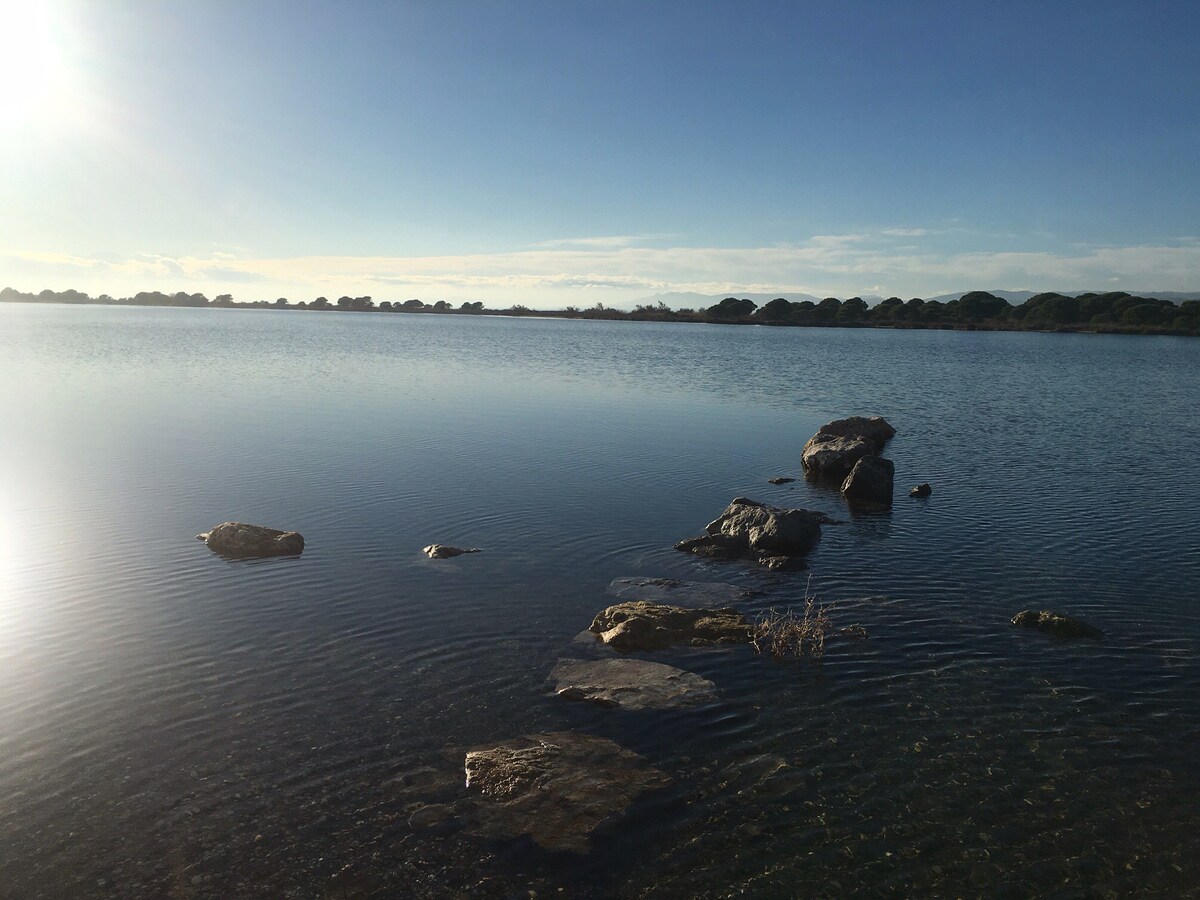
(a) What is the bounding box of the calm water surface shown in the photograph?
[1,304,1198,898]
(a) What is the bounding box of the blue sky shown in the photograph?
[2,0,1199,307]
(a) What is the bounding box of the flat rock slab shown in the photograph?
[422,544,481,559]
[606,577,754,607]
[197,522,304,559]
[549,658,717,709]
[590,601,751,652]
[464,731,671,853]
[1012,609,1103,640]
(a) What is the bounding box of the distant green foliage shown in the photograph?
[706,297,758,319]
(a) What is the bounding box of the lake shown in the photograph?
[1,303,1198,897]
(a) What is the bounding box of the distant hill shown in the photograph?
[926,289,1200,305]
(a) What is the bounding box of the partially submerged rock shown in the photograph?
[606,577,755,607]
[802,416,895,481]
[196,522,304,559]
[675,497,830,566]
[464,731,671,853]
[1011,609,1103,640]
[768,476,795,485]
[549,658,717,709]
[841,456,895,504]
[910,482,932,498]
[422,544,481,559]
[801,434,878,481]
[590,601,751,652]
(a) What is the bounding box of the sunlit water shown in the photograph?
[1,304,1198,898]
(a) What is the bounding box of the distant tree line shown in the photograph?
[2,286,1197,336]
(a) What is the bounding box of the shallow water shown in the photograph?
[1,304,1198,897]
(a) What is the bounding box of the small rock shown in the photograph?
[197,522,304,559]
[422,544,481,559]
[1011,609,1103,640]
[910,483,932,498]
[768,476,795,485]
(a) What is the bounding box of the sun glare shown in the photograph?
[0,0,68,126]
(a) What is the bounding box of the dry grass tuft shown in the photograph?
[751,579,832,663]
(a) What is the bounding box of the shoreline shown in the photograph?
[3,289,1199,337]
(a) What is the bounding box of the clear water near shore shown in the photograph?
[1,304,1198,897]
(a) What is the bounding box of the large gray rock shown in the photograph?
[675,497,828,566]
[196,522,304,559]
[589,601,751,652]
[1011,609,1103,640]
[802,416,896,480]
[841,456,895,504]
[549,658,718,709]
[800,435,877,481]
[813,415,896,447]
[464,731,671,853]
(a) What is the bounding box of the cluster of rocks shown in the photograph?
[194,414,1106,859]
[801,415,897,504]
[462,576,758,851]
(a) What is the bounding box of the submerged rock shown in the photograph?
[549,658,717,709]
[196,522,304,559]
[1011,609,1103,640]
[768,476,795,485]
[589,601,751,652]
[841,456,895,504]
[675,497,829,567]
[464,731,671,852]
[674,535,742,561]
[910,482,932,498]
[801,416,895,481]
[407,803,456,831]
[422,544,481,559]
[606,577,755,607]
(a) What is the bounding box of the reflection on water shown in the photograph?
[0,304,1198,897]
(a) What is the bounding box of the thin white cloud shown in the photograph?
[533,235,643,249]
